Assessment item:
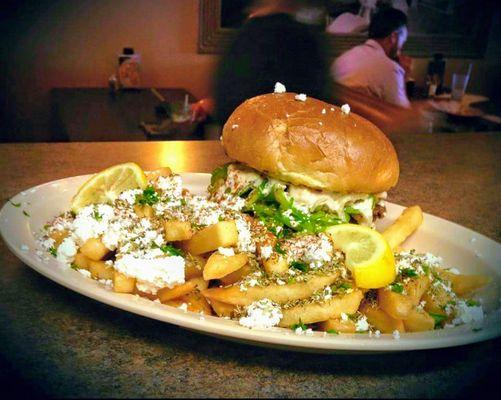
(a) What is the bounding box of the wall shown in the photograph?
[1,0,219,141]
[1,0,499,142]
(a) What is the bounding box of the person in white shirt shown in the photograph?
[330,7,411,108]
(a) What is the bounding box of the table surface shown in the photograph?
[50,88,201,142]
[0,134,500,398]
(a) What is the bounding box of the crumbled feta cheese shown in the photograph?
[341,104,350,114]
[56,237,77,264]
[218,247,235,257]
[321,108,326,114]
[295,93,307,102]
[118,189,142,205]
[232,124,239,129]
[340,312,349,321]
[77,269,91,278]
[374,330,381,338]
[114,254,185,294]
[235,216,256,253]
[177,303,188,312]
[355,315,369,332]
[20,244,29,251]
[260,245,273,260]
[239,299,282,329]
[392,330,400,340]
[452,300,484,326]
[274,82,286,93]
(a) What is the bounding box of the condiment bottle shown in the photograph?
[117,47,141,89]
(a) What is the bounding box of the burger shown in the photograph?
[208,91,399,238]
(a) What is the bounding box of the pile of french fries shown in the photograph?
[47,169,491,335]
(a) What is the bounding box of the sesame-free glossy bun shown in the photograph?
[221,92,399,194]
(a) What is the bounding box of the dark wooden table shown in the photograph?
[0,136,500,398]
[50,88,202,142]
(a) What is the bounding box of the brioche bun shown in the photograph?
[221,92,399,194]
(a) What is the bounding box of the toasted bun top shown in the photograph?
[221,92,399,194]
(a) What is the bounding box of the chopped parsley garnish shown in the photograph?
[390,282,404,293]
[400,268,418,278]
[336,282,352,291]
[291,320,308,331]
[466,299,480,307]
[159,244,184,257]
[422,264,431,275]
[273,242,286,255]
[180,198,187,206]
[135,186,159,206]
[92,210,102,221]
[326,329,339,335]
[22,210,30,217]
[9,200,21,207]
[344,205,360,216]
[429,312,447,327]
[290,261,308,272]
[70,263,79,270]
[48,247,57,257]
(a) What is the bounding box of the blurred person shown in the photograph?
[191,0,333,125]
[330,6,412,108]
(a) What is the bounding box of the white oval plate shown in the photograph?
[1,173,500,353]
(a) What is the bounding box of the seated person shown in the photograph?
[330,6,411,108]
[192,0,332,125]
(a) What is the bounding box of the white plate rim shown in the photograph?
[1,173,500,353]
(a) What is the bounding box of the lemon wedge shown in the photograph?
[71,162,147,213]
[326,224,396,289]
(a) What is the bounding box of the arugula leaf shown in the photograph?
[344,205,361,216]
[159,244,184,257]
[390,282,404,293]
[290,261,308,272]
[210,164,229,189]
[135,186,159,206]
[429,312,447,327]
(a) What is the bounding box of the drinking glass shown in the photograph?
[450,64,472,101]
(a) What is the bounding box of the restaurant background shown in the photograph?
[1,0,500,142]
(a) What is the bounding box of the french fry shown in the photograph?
[377,288,414,320]
[405,275,431,306]
[206,298,237,318]
[133,204,154,218]
[360,301,405,333]
[88,260,114,280]
[185,255,205,279]
[202,272,340,306]
[219,262,253,286]
[157,280,198,303]
[382,206,423,250]
[436,269,491,296]
[182,221,238,255]
[262,255,288,275]
[181,291,213,315]
[422,282,454,315]
[317,318,357,333]
[203,252,249,280]
[403,307,435,332]
[278,290,363,327]
[73,252,89,270]
[164,220,193,242]
[146,166,172,181]
[80,238,110,261]
[49,229,69,248]
[113,271,136,293]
